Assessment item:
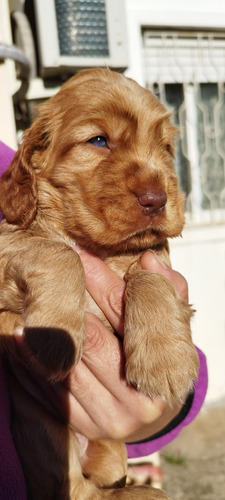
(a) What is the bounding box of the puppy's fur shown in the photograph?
[0,68,199,499]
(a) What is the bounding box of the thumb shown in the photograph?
[140,250,189,303]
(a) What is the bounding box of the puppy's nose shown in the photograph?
[138,191,167,216]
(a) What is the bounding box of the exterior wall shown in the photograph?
[124,0,225,86]
[171,226,225,404]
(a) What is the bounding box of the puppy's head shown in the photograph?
[0,68,185,253]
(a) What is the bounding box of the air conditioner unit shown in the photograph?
[33,0,129,76]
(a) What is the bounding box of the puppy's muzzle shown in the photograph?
[138,190,167,216]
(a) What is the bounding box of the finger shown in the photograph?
[79,312,130,398]
[14,329,124,439]
[66,358,156,442]
[76,247,125,334]
[13,331,106,437]
[64,360,117,439]
[66,313,163,438]
[140,250,189,303]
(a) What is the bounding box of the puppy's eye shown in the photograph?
[88,136,108,148]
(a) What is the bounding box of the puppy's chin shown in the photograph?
[100,199,183,253]
[67,201,185,256]
[74,219,183,257]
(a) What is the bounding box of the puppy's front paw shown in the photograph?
[125,332,198,402]
[124,271,199,402]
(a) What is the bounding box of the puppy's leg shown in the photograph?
[101,487,171,499]
[124,270,199,402]
[2,239,86,380]
[81,441,171,499]
[69,439,170,500]
[82,440,127,488]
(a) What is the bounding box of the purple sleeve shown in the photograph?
[0,140,15,173]
[0,142,27,497]
[0,363,27,499]
[126,347,208,458]
[0,140,16,222]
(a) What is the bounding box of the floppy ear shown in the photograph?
[0,135,38,228]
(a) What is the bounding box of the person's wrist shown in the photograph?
[126,390,193,444]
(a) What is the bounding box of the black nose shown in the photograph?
[138,191,167,216]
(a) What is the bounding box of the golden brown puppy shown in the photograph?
[0,68,199,499]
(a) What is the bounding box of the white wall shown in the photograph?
[171,226,225,404]
[0,0,17,148]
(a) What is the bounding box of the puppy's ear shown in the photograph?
[0,133,38,228]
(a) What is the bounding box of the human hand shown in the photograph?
[14,249,190,443]
[61,248,189,442]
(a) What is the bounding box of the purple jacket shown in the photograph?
[0,141,208,499]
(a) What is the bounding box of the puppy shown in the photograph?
[0,68,199,499]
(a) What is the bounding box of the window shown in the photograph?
[143,30,225,225]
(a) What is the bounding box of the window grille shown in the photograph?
[143,30,225,225]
